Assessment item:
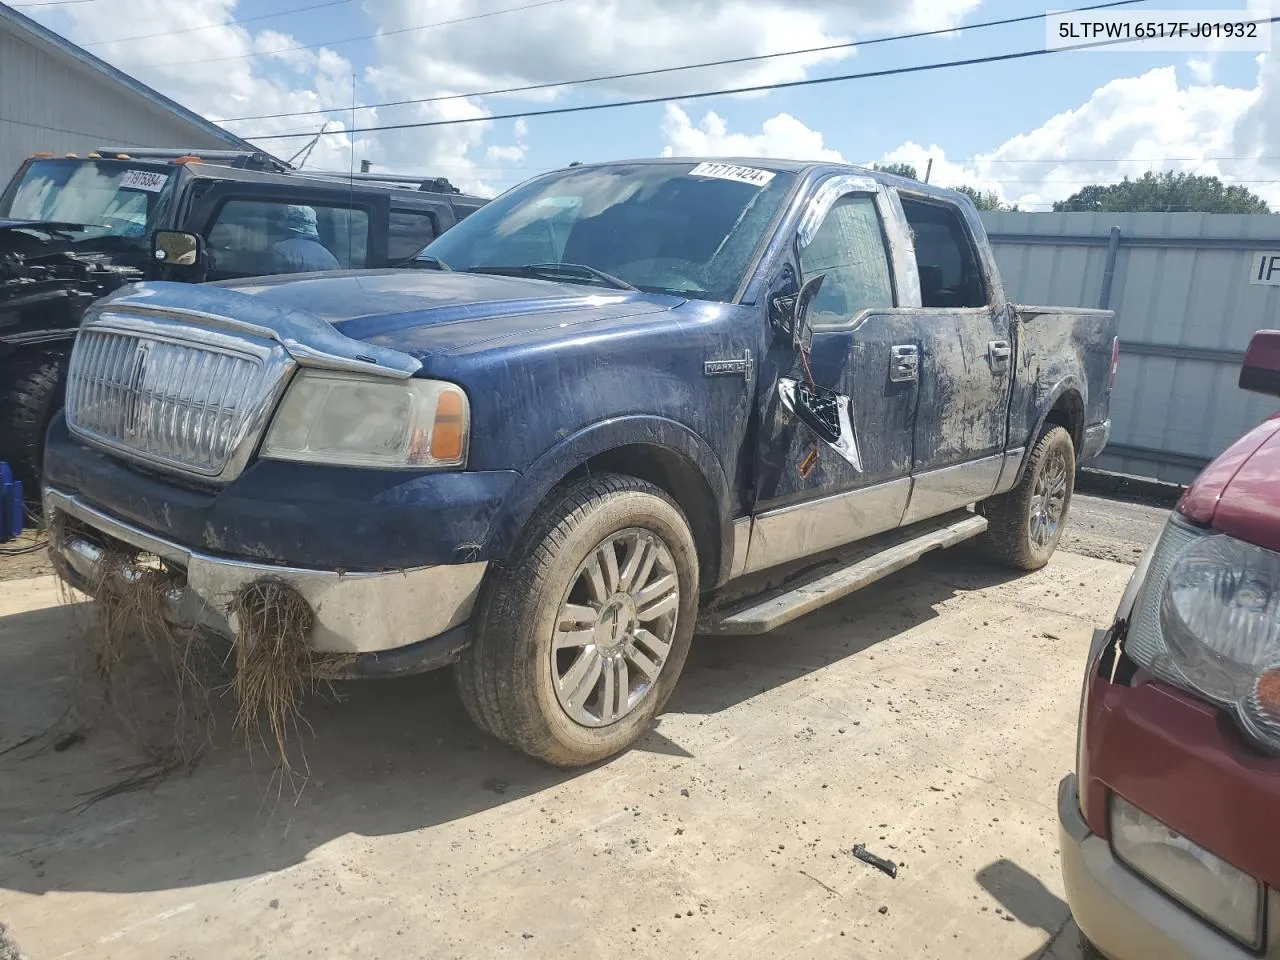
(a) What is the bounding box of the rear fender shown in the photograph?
[1009,374,1086,488]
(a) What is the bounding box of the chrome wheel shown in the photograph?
[551,528,680,728]
[1030,448,1070,549]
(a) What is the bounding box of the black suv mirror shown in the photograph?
[152,230,202,266]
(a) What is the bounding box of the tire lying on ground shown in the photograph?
[978,424,1076,571]
[455,473,700,767]
[0,349,69,499]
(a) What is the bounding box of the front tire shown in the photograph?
[454,474,699,767]
[979,424,1075,570]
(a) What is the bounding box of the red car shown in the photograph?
[1060,329,1280,960]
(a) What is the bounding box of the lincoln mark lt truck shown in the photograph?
[44,159,1119,766]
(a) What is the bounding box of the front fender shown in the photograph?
[483,415,733,578]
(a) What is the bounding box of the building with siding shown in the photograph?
[0,3,261,180]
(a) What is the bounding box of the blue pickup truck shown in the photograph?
[44,158,1118,766]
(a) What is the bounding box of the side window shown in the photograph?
[798,194,895,323]
[900,199,988,308]
[388,209,438,261]
[203,199,370,278]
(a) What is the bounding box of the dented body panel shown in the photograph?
[44,157,1116,663]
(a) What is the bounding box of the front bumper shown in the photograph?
[46,486,487,664]
[1058,774,1268,960]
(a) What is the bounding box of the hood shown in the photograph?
[1177,412,1280,548]
[211,268,681,354]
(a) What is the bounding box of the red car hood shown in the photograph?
[1178,412,1280,549]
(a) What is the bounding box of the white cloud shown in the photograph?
[653,50,1280,212]
[884,54,1279,209]
[660,104,844,162]
[1187,58,1214,84]
[31,0,985,196]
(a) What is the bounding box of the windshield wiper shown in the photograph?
[414,255,452,271]
[464,262,637,291]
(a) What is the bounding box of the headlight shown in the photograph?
[1110,794,1263,948]
[261,369,469,469]
[1126,514,1280,752]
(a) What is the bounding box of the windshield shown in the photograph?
[420,162,797,301]
[0,159,172,241]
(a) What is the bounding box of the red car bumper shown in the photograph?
[1061,660,1280,959]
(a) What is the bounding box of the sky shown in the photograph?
[18,0,1280,207]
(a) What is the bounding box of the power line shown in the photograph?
[0,113,164,145]
[10,0,95,5]
[81,0,356,46]
[121,0,575,69]
[217,0,1149,124]
[241,19,1280,142]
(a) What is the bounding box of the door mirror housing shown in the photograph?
[152,229,201,266]
[792,273,825,352]
[1240,330,1280,397]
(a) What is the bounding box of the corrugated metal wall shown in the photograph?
[980,210,1280,484]
[0,22,234,181]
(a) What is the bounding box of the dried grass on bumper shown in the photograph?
[70,536,351,776]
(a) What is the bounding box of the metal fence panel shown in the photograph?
[980,211,1280,484]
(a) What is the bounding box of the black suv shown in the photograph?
[0,148,487,494]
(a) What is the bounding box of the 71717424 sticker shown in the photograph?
[687,162,776,188]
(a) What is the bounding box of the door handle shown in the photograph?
[988,340,1012,367]
[890,344,918,383]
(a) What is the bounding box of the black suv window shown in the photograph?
[388,209,438,261]
[204,199,370,278]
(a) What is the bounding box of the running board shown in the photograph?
[700,513,988,635]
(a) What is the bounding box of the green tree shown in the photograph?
[953,184,1018,212]
[873,162,918,180]
[1052,171,1270,214]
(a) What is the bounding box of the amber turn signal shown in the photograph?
[430,389,467,462]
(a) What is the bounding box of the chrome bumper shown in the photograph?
[45,487,487,655]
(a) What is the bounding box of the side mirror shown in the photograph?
[792,274,825,352]
[152,230,202,267]
[1240,329,1280,397]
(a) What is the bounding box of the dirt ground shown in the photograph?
[0,496,1169,960]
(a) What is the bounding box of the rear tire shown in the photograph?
[979,424,1075,571]
[0,348,69,501]
[454,473,699,767]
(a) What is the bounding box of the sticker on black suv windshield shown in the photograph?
[119,170,168,193]
[687,162,776,187]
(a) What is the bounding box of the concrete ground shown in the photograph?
[0,495,1169,960]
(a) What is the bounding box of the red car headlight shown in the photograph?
[1125,514,1280,752]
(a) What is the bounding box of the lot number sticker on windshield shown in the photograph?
[119,169,168,193]
[688,162,776,188]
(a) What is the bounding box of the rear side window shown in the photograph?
[204,199,370,278]
[900,198,988,308]
[388,209,438,260]
[799,194,895,323]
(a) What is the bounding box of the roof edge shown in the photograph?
[0,3,281,163]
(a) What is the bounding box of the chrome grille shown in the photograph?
[66,324,278,479]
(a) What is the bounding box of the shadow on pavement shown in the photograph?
[0,551,1023,898]
[977,858,1075,960]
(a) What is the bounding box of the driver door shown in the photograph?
[744,181,923,576]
